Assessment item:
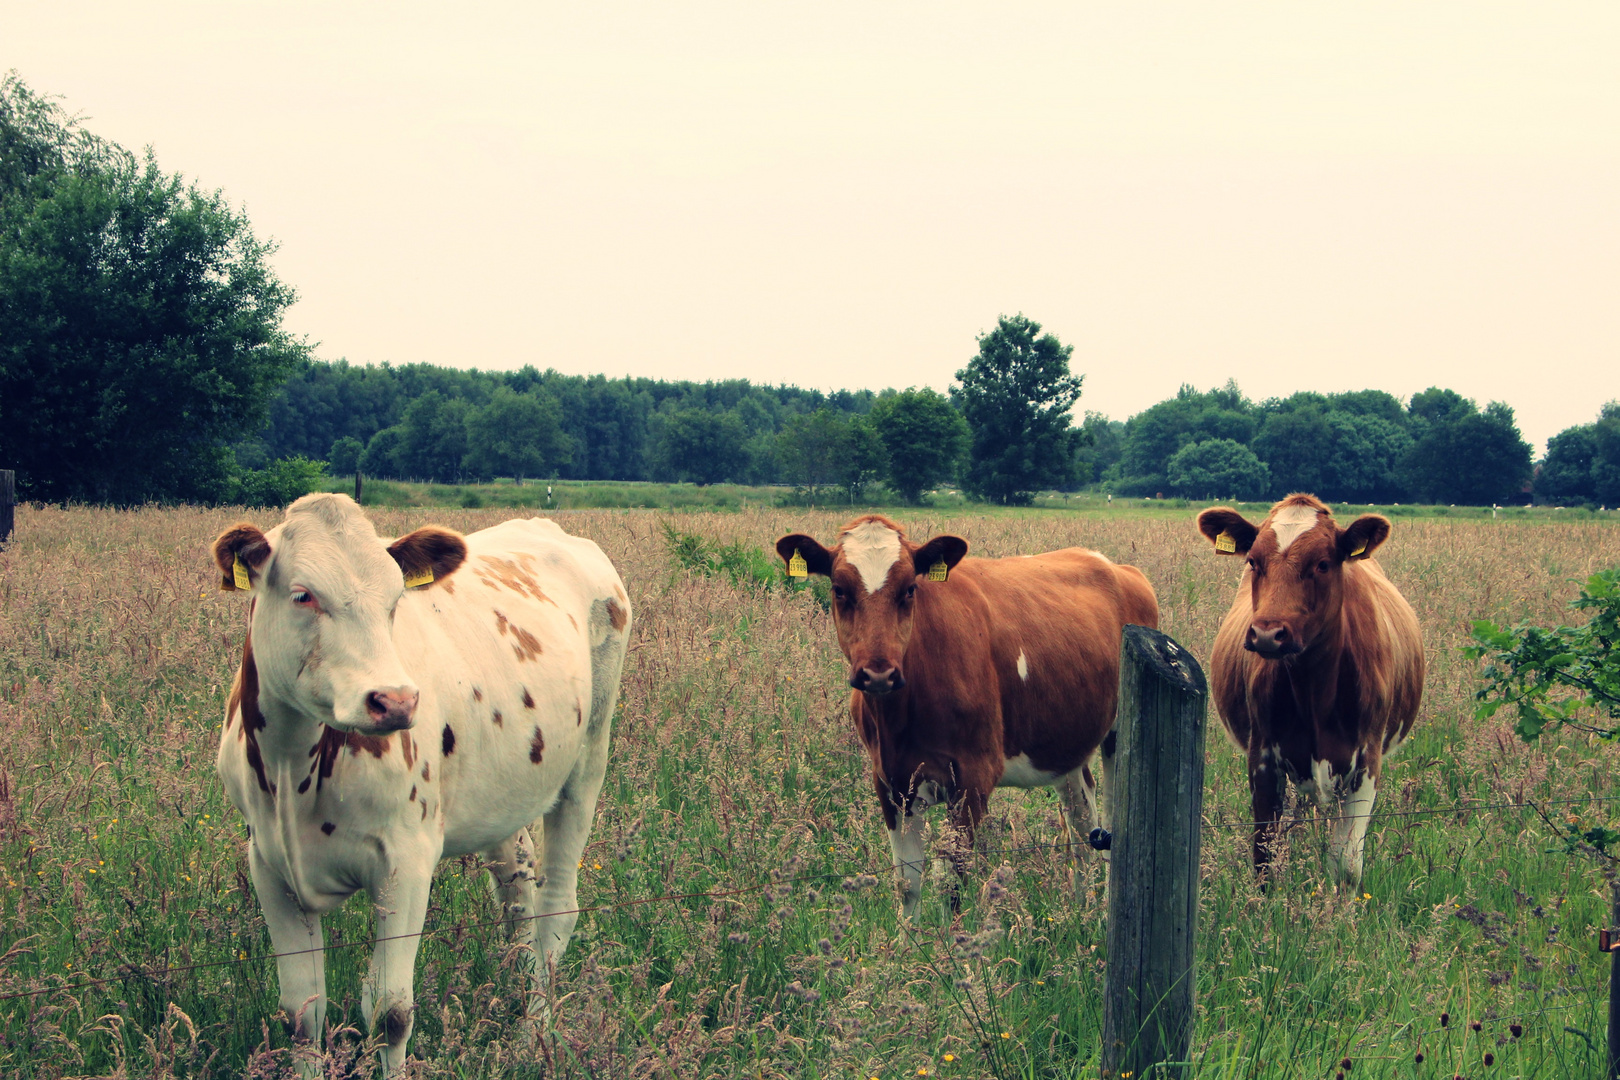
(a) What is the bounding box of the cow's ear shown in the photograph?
[213,523,272,592]
[911,534,968,580]
[775,534,833,577]
[1197,507,1258,556]
[1337,515,1390,561]
[388,527,468,589]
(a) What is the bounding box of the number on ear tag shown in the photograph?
[1348,540,1366,558]
[787,550,808,578]
[1214,530,1237,554]
[404,567,434,588]
[928,559,949,582]
[232,554,252,591]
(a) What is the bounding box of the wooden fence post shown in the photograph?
[1609,883,1620,1079]
[355,469,363,504]
[0,470,14,544]
[1101,625,1208,1079]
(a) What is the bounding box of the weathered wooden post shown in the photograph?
[355,468,363,504]
[1101,624,1207,1079]
[1609,884,1620,1079]
[0,470,14,544]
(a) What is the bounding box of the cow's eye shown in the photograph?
[832,586,847,603]
[1316,560,1331,575]
[292,590,318,609]
[901,584,917,603]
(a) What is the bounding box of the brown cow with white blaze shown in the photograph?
[777,515,1158,918]
[1197,494,1424,885]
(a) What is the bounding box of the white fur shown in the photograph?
[1330,774,1377,885]
[217,496,629,1075]
[1270,503,1320,554]
[841,520,902,595]
[999,751,1060,788]
[1016,650,1029,682]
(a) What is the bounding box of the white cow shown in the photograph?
[212,494,630,1073]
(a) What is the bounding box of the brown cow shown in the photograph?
[1196,494,1424,885]
[776,515,1158,918]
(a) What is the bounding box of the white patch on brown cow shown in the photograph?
[1016,650,1029,682]
[1271,504,1320,554]
[999,752,1059,788]
[841,520,902,595]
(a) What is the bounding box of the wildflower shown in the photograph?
[1341,1058,1352,1070]
[1440,1012,1449,1027]
[592,862,601,870]
[1470,1020,1481,1032]
[1509,1023,1523,1038]
[1414,1052,1424,1063]
[1362,893,1371,901]
[1484,1051,1495,1066]
[943,1054,954,1063]
[1000,1032,1010,1039]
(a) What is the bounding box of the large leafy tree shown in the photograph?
[1116,382,1256,496]
[0,75,306,502]
[1399,389,1532,504]
[868,388,969,503]
[1166,438,1271,500]
[647,407,746,486]
[462,387,573,483]
[952,314,1083,504]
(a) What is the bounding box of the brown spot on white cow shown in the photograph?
[471,686,483,703]
[421,762,430,782]
[529,727,545,764]
[521,687,535,709]
[492,709,503,727]
[441,725,455,755]
[606,597,628,632]
[408,785,417,802]
[475,555,556,606]
[510,624,544,663]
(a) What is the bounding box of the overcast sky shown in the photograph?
[9,2,1618,452]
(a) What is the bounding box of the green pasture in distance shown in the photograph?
[319,477,1620,523]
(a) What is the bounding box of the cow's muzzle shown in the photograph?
[365,687,419,731]
[1244,623,1300,657]
[850,665,905,696]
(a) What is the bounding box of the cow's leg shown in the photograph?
[887,794,929,922]
[1327,762,1377,886]
[485,828,541,1028]
[1247,740,1287,881]
[250,843,326,1078]
[533,727,611,995]
[1055,762,1102,899]
[361,871,432,1075]
[944,787,989,914]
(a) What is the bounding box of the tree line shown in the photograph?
[4,73,1597,510]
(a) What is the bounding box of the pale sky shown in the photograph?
[9,2,1618,452]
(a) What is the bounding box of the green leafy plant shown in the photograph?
[1465,568,1620,744]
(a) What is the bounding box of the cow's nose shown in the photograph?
[850,666,906,695]
[1245,624,1291,655]
[366,687,419,730]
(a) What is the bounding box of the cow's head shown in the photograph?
[213,494,467,734]
[775,515,967,696]
[1197,494,1390,658]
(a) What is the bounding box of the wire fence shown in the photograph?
[2,790,1616,1011]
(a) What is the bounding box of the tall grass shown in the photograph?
[1,504,1618,1076]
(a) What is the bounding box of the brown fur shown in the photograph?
[1197,494,1425,876]
[213,524,272,591]
[386,527,467,589]
[778,515,1158,877]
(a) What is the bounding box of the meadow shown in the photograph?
[1,499,1619,1078]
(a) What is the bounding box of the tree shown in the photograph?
[0,75,306,503]
[1399,391,1532,504]
[839,415,889,503]
[776,409,850,499]
[647,407,746,485]
[1537,425,1598,504]
[395,391,471,482]
[868,388,970,503]
[462,388,573,483]
[360,426,405,478]
[1165,438,1271,500]
[328,436,364,477]
[1116,382,1257,496]
[953,314,1083,504]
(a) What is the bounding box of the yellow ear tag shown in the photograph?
[1348,540,1366,558]
[1214,530,1237,554]
[232,554,252,591]
[403,567,435,588]
[928,559,949,582]
[787,550,808,578]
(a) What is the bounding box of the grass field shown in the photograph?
[2,500,1620,1078]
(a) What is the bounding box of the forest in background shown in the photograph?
[5,72,1615,510]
